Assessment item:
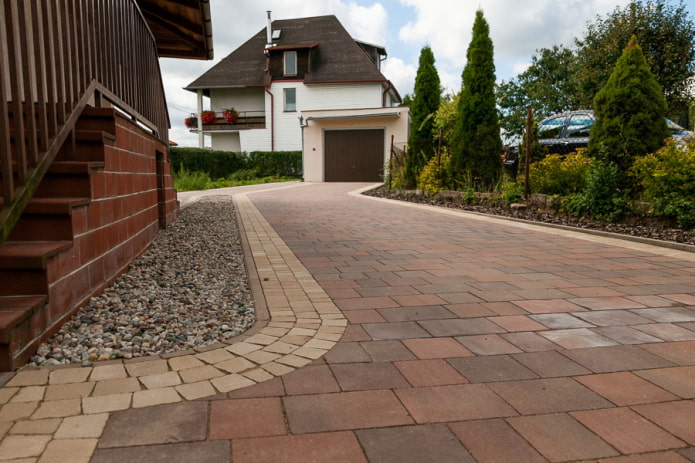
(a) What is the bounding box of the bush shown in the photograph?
[169,148,246,179]
[563,160,629,222]
[631,139,695,229]
[417,150,451,195]
[169,148,302,179]
[174,164,212,191]
[501,181,524,205]
[247,151,302,177]
[528,150,591,195]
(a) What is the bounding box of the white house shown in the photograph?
[185,13,409,182]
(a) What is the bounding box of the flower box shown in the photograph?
[201,110,216,124]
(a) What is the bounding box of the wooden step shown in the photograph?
[0,295,48,371]
[0,197,90,242]
[31,161,104,198]
[0,241,72,270]
[0,295,47,342]
[54,129,115,162]
[76,107,117,135]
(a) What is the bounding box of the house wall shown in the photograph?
[209,88,265,113]
[207,82,392,153]
[301,107,409,182]
[211,132,241,152]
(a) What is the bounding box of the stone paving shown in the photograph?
[1,182,695,462]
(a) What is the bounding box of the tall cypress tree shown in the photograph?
[588,35,669,172]
[451,10,502,190]
[405,45,441,188]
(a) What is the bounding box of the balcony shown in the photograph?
[185,110,266,132]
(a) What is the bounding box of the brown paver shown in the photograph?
[571,407,686,454]
[450,419,546,463]
[636,366,695,398]
[633,401,695,445]
[4,183,695,461]
[394,384,517,423]
[508,413,620,462]
[98,402,207,448]
[575,372,679,405]
[489,377,612,414]
[356,424,474,463]
[233,432,367,463]
[209,398,286,440]
[394,359,468,387]
[283,390,413,433]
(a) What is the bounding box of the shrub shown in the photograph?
[417,150,451,195]
[169,148,247,179]
[247,151,302,177]
[528,150,591,195]
[169,148,301,179]
[563,160,629,222]
[631,139,695,229]
[501,181,524,205]
[174,164,212,191]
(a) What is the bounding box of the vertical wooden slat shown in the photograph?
[0,0,14,202]
[52,0,66,124]
[42,0,58,136]
[5,1,27,183]
[32,0,49,152]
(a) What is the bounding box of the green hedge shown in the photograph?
[169,148,302,179]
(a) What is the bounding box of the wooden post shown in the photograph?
[388,134,394,191]
[524,106,532,199]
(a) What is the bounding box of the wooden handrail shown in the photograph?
[0,0,169,246]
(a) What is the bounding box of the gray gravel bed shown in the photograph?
[29,195,256,367]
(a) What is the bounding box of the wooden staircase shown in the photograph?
[0,107,116,370]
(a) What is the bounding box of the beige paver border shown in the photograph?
[0,185,346,462]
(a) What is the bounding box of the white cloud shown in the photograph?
[397,0,629,84]
[382,57,417,97]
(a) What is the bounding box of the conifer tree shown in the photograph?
[405,45,441,188]
[587,35,669,172]
[451,10,502,190]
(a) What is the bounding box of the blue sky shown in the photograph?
[162,0,695,146]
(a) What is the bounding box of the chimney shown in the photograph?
[266,11,273,47]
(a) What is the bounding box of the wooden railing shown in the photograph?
[0,0,169,245]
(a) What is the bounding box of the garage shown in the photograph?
[324,129,385,182]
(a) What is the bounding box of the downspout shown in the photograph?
[382,81,393,107]
[298,116,307,181]
[265,78,274,152]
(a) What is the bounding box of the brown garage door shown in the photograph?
[324,129,384,181]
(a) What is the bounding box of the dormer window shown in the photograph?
[284,51,297,76]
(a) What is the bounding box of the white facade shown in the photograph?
[200,81,395,152]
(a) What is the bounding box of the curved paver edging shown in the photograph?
[354,184,695,262]
[0,184,346,462]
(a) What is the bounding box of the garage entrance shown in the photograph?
[324,129,384,181]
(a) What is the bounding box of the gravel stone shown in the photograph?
[28,196,256,366]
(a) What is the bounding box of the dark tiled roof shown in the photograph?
[186,15,387,90]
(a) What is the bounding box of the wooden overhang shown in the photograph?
[136,0,214,60]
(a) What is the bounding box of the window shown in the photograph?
[566,114,593,138]
[537,116,564,139]
[284,51,297,75]
[284,88,296,112]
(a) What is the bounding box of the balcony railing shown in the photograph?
[186,110,266,131]
[0,0,169,245]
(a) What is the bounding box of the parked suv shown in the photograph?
[537,110,691,154]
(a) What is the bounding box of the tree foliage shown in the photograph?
[587,36,669,172]
[405,45,441,187]
[575,0,695,123]
[497,45,580,139]
[451,10,502,190]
